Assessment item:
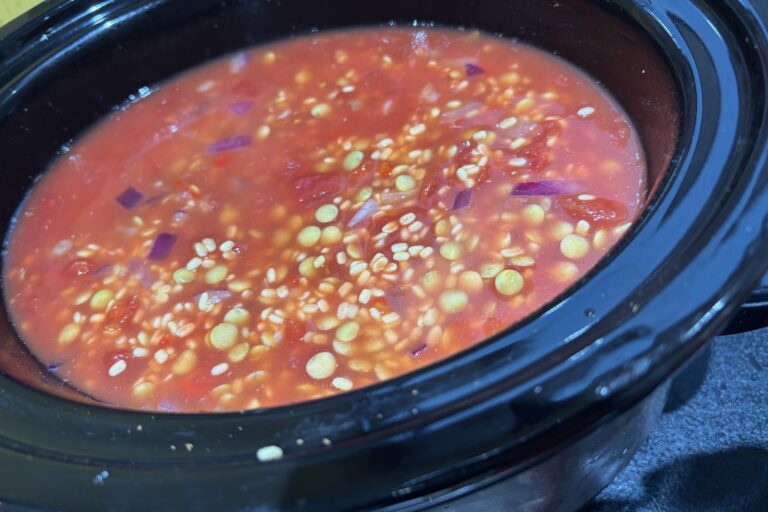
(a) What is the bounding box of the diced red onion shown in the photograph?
[229,52,248,73]
[228,101,255,116]
[147,233,177,261]
[348,199,378,228]
[409,343,427,356]
[47,362,63,371]
[93,263,113,276]
[511,180,583,196]
[194,289,232,305]
[116,186,144,210]
[465,63,485,76]
[452,188,473,210]
[208,135,251,153]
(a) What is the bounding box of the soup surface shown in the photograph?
[4,28,645,412]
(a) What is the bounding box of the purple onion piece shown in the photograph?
[208,134,252,153]
[229,52,248,73]
[452,188,473,211]
[194,289,232,306]
[409,343,428,356]
[116,186,144,210]
[228,100,255,116]
[511,180,583,196]
[348,199,378,228]
[47,362,64,371]
[147,233,177,261]
[92,263,113,277]
[465,63,485,77]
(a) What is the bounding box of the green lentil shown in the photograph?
[560,234,590,259]
[480,262,504,278]
[311,103,331,118]
[495,269,524,296]
[210,322,239,350]
[355,187,373,202]
[227,342,250,363]
[172,349,198,375]
[89,289,114,311]
[395,174,416,192]
[315,204,339,223]
[298,257,317,277]
[297,226,322,247]
[439,242,462,261]
[438,290,469,314]
[422,270,441,292]
[343,150,365,171]
[321,226,342,245]
[224,307,250,326]
[336,321,360,342]
[205,265,229,285]
[58,323,80,345]
[458,271,484,293]
[173,268,196,284]
[306,352,337,379]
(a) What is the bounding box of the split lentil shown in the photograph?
[4,27,644,412]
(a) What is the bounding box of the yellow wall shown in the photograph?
[0,0,45,27]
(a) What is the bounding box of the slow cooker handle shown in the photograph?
[723,274,768,334]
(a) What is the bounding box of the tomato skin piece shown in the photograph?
[64,258,96,277]
[557,195,628,226]
[293,174,346,205]
[104,294,140,335]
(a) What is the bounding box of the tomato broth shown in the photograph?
[3,27,645,412]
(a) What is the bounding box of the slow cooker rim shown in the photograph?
[0,0,683,422]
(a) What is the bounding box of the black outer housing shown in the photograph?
[0,1,767,511]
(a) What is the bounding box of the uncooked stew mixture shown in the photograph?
[4,28,645,412]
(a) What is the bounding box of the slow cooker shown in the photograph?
[0,0,767,510]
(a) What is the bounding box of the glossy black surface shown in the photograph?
[0,0,767,511]
[586,328,768,511]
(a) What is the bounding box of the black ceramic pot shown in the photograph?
[0,1,767,511]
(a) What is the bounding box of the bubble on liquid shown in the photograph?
[596,385,610,397]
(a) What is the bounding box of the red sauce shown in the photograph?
[3,28,645,412]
